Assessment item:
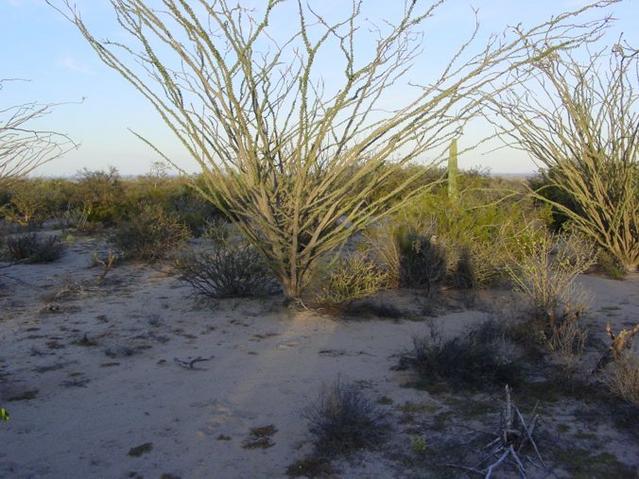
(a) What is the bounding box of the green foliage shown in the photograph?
[3,233,65,263]
[597,250,627,280]
[110,205,190,261]
[398,172,549,286]
[0,170,222,235]
[314,253,389,307]
[72,167,125,224]
[529,169,582,232]
[0,408,8,422]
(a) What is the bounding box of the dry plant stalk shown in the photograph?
[0,79,77,188]
[594,322,639,372]
[490,41,639,272]
[51,0,616,298]
[445,385,544,478]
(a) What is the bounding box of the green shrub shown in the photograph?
[110,205,190,261]
[72,167,126,224]
[315,253,389,307]
[175,244,273,298]
[397,177,549,286]
[3,233,65,263]
[597,250,626,280]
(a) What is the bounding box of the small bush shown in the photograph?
[397,229,447,291]
[597,250,626,280]
[545,311,588,368]
[175,244,273,298]
[605,356,639,407]
[3,234,64,263]
[450,246,476,289]
[505,231,594,324]
[403,320,522,389]
[315,254,389,307]
[304,379,387,455]
[110,205,190,261]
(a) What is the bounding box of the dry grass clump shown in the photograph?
[175,244,273,299]
[303,379,387,455]
[3,233,64,263]
[314,253,389,307]
[402,320,522,390]
[110,205,189,261]
[605,356,639,407]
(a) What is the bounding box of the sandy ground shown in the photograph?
[1,235,638,478]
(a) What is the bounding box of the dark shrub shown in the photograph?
[4,234,64,263]
[398,230,447,291]
[304,379,387,455]
[402,320,521,390]
[110,205,190,261]
[175,244,274,298]
[450,246,476,289]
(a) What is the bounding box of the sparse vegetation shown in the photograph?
[3,2,639,478]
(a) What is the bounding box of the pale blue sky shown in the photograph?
[2,0,637,177]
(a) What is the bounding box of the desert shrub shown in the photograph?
[121,175,221,234]
[506,231,594,364]
[450,246,476,289]
[402,320,522,389]
[0,179,74,226]
[304,379,387,455]
[605,356,639,407]
[72,167,126,224]
[110,205,190,261]
[314,254,389,307]
[545,312,588,368]
[3,233,64,263]
[506,231,594,323]
[398,229,447,291]
[597,250,626,280]
[175,244,273,298]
